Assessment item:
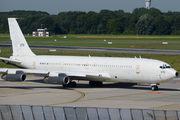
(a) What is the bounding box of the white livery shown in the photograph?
[0,18,178,91]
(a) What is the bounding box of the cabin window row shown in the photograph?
[39,62,132,68]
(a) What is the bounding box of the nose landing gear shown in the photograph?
[151,85,158,91]
[151,84,159,91]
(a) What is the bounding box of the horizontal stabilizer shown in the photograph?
[0,57,22,64]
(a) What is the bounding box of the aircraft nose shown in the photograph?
[175,72,178,77]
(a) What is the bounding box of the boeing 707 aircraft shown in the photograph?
[0,18,178,91]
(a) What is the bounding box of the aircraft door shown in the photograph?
[33,61,36,69]
[136,65,140,74]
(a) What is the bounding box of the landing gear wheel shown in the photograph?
[63,84,68,87]
[155,86,158,90]
[151,85,158,91]
[71,81,76,87]
[89,81,103,87]
[96,81,102,86]
[89,81,94,86]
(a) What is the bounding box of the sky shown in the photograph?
[0,0,180,15]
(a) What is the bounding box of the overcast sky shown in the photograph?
[0,0,180,15]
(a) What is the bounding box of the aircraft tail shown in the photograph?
[8,18,35,57]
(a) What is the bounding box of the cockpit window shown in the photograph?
[160,64,172,69]
[166,66,171,68]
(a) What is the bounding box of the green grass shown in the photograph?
[1,35,180,50]
[0,33,9,36]
[68,34,180,38]
[1,34,180,42]
[26,42,180,50]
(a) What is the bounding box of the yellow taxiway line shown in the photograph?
[45,88,85,106]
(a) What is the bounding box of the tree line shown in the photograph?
[0,8,180,35]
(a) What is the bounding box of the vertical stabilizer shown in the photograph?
[8,18,35,57]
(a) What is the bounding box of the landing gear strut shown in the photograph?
[63,81,76,87]
[151,84,159,91]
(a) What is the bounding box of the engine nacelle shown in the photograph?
[2,71,26,81]
[44,73,70,85]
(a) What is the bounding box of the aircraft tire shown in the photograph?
[89,81,94,86]
[151,85,158,91]
[89,81,103,87]
[71,81,76,87]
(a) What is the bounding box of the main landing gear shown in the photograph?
[89,81,103,87]
[63,81,103,87]
[63,81,76,87]
[151,84,159,91]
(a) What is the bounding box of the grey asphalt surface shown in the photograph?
[0,75,180,110]
[1,44,180,54]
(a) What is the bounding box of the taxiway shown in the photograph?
[0,75,180,110]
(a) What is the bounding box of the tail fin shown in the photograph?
[8,18,35,57]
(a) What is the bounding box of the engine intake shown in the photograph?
[2,71,26,81]
[44,73,70,85]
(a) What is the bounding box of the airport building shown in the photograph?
[32,28,50,37]
[145,0,151,9]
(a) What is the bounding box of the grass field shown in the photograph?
[1,34,180,50]
[0,34,180,73]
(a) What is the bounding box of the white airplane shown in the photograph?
[0,18,178,91]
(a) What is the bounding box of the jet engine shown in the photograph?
[44,73,70,85]
[1,71,26,81]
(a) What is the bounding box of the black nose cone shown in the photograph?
[175,72,178,77]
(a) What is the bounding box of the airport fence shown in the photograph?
[0,105,179,120]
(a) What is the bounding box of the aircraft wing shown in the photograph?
[0,68,111,81]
